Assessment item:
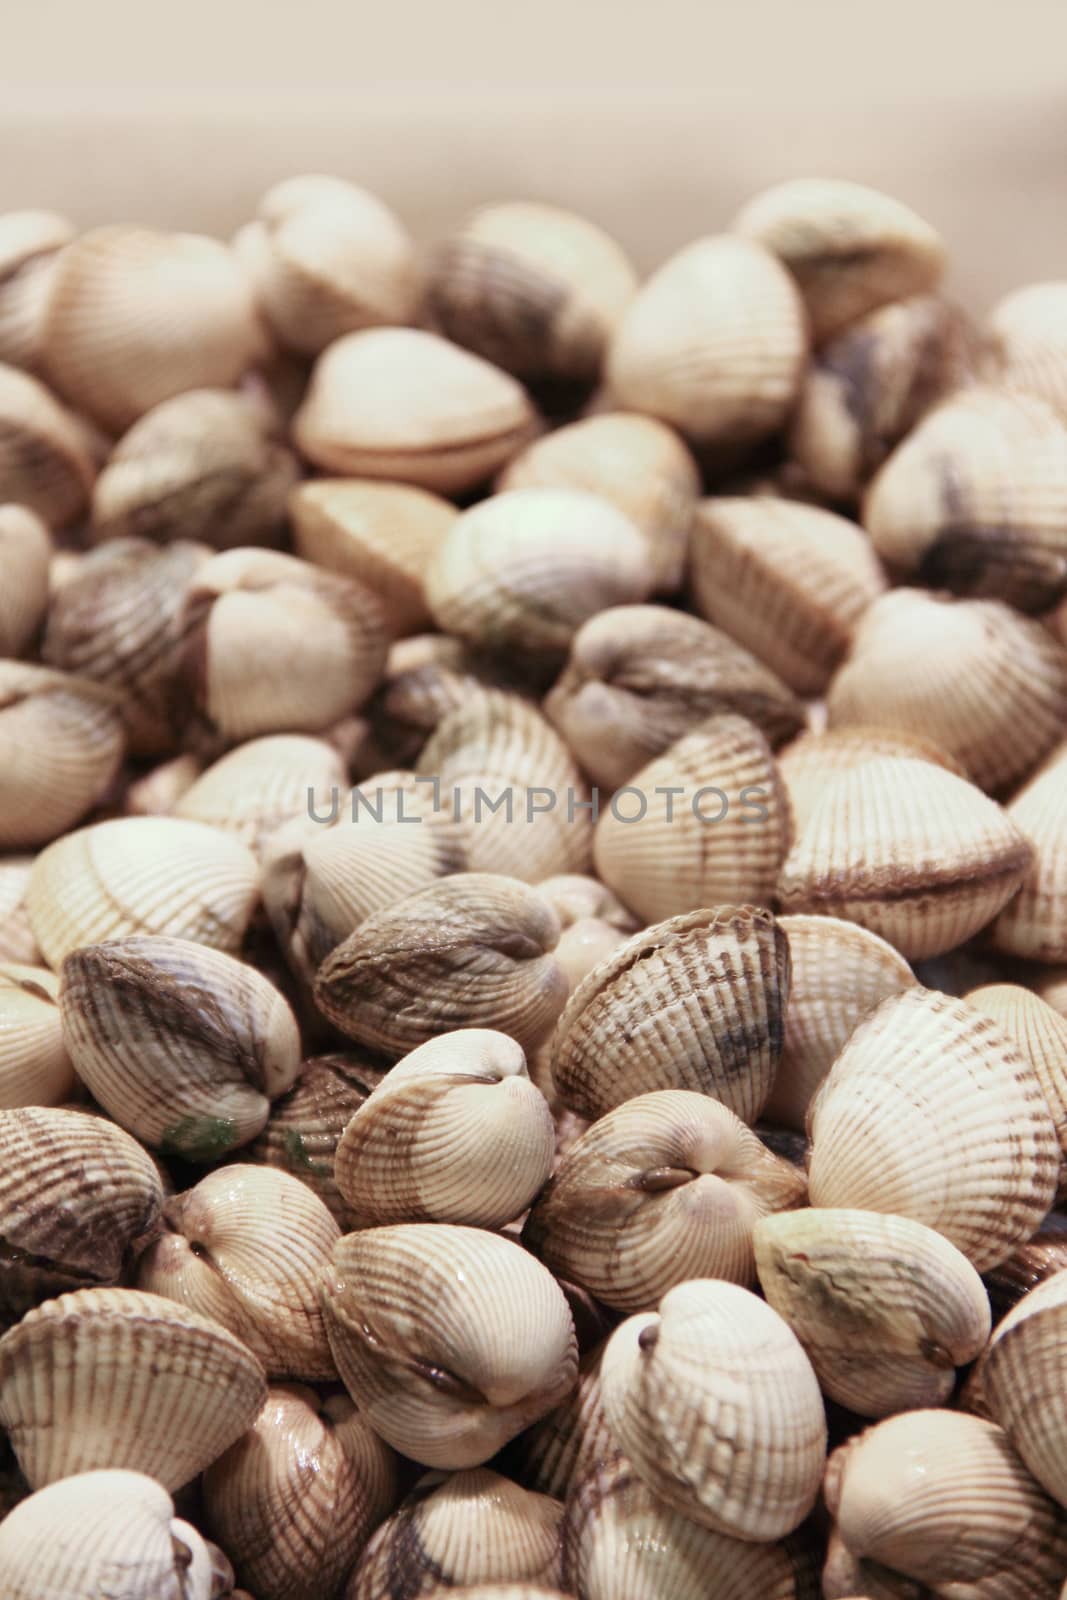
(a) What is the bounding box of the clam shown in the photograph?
[549,916,632,999]
[0,663,125,849]
[361,631,525,771]
[606,235,808,456]
[0,964,74,1109]
[426,487,654,665]
[777,757,1033,959]
[968,984,1067,1199]
[776,724,965,836]
[180,547,388,743]
[41,225,265,431]
[91,387,299,549]
[764,915,916,1130]
[314,873,568,1058]
[499,412,700,591]
[0,361,95,525]
[0,1286,267,1489]
[0,1469,223,1600]
[506,1347,616,1503]
[293,326,536,492]
[347,1466,563,1598]
[42,537,209,755]
[591,713,792,924]
[204,1383,397,1600]
[335,1029,555,1229]
[0,504,51,656]
[600,1279,826,1539]
[524,1089,805,1311]
[986,280,1067,421]
[992,747,1067,963]
[733,178,945,341]
[173,734,348,854]
[0,209,74,371]
[978,1268,1067,1511]
[0,1106,164,1329]
[789,293,974,502]
[291,477,457,635]
[807,986,1059,1271]
[0,857,40,965]
[754,1208,990,1416]
[550,905,790,1124]
[544,604,804,792]
[424,200,636,388]
[320,1223,578,1468]
[863,386,1067,611]
[416,688,594,881]
[690,498,886,695]
[535,875,638,934]
[138,1165,340,1378]
[984,1214,1067,1321]
[827,587,1067,794]
[59,935,300,1160]
[236,173,418,355]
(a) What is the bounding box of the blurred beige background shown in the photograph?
[2,0,1065,312]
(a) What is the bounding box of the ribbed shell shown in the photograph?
[754,1208,990,1416]
[335,1030,554,1229]
[979,1269,1067,1510]
[606,236,808,452]
[0,1106,164,1329]
[524,1089,805,1311]
[293,327,535,493]
[314,873,568,1059]
[776,724,965,836]
[826,587,1067,794]
[0,857,39,965]
[59,935,300,1159]
[506,1348,615,1503]
[174,734,347,855]
[765,915,916,1130]
[362,632,520,771]
[690,498,886,695]
[0,209,74,371]
[986,280,1067,420]
[993,749,1067,962]
[426,487,653,663]
[592,714,792,924]
[41,225,265,432]
[499,412,700,591]
[807,986,1059,1271]
[291,478,457,635]
[0,504,51,656]
[347,1467,562,1598]
[0,362,95,526]
[0,1286,267,1489]
[544,604,804,792]
[0,663,125,849]
[550,905,791,1124]
[733,178,945,341]
[320,1224,578,1469]
[984,1215,1067,1321]
[0,963,73,1109]
[600,1280,826,1539]
[777,757,1033,959]
[417,688,593,881]
[968,984,1067,1200]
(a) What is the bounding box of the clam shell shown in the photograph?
[0,662,125,849]
[361,631,525,771]
[777,757,1033,959]
[986,280,1067,422]
[754,1208,990,1416]
[204,1383,397,1600]
[41,225,266,432]
[992,748,1067,962]
[863,386,1067,611]
[291,477,457,635]
[426,487,654,664]
[416,688,594,881]
[499,412,700,591]
[544,604,804,792]
[765,915,916,1130]
[0,964,73,1109]
[978,1269,1067,1513]
[591,713,792,924]
[0,361,95,525]
[733,178,945,342]
[807,986,1059,1271]
[600,1280,826,1539]
[0,1469,220,1600]
[293,327,536,493]
[690,498,886,695]
[968,983,1067,1199]
[505,1346,615,1503]
[0,1286,267,1489]
[0,857,40,965]
[424,200,636,388]
[0,209,74,371]
[606,235,807,453]
[984,1213,1067,1320]
[59,935,300,1159]
[550,905,791,1124]
[776,725,965,836]
[320,1223,578,1468]
[524,1089,805,1311]
[174,733,347,855]
[347,1466,562,1598]
[0,504,51,656]
[0,1106,163,1329]
[91,387,298,550]
[314,873,568,1059]
[535,875,637,934]
[335,1030,555,1229]
[549,916,632,998]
